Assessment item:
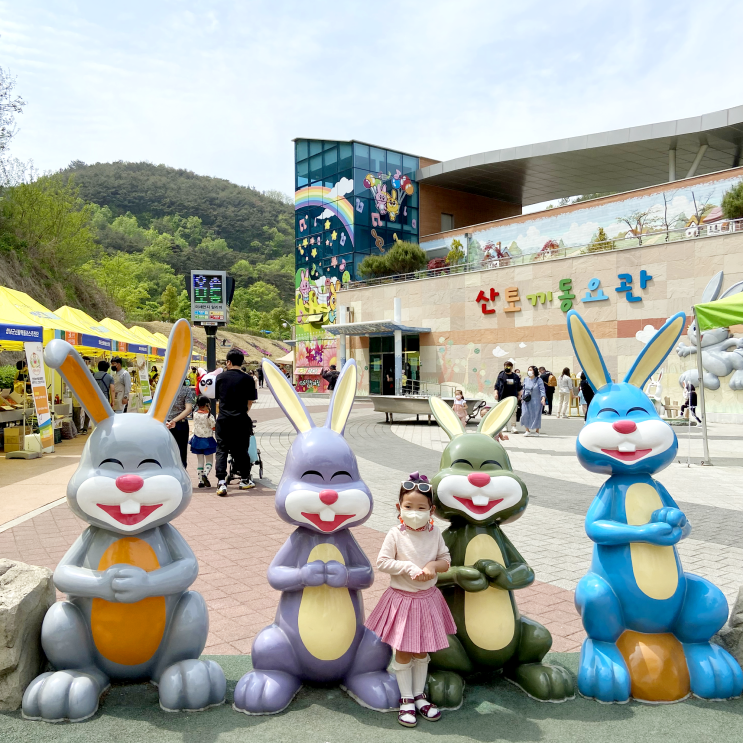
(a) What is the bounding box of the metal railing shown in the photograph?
[341,217,743,291]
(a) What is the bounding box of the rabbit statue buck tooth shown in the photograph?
[567,309,743,703]
[232,359,399,716]
[21,320,226,723]
[424,396,574,711]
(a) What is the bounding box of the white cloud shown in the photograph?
[319,176,354,217]
[493,346,508,357]
[636,324,658,344]
[561,220,601,246]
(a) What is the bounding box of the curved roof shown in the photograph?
[416,106,743,206]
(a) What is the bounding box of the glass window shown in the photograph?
[296,159,309,189]
[404,335,420,352]
[403,155,419,176]
[441,213,454,232]
[323,147,338,178]
[323,140,335,150]
[296,140,308,161]
[309,153,323,182]
[354,169,373,196]
[370,337,381,353]
[370,147,386,173]
[309,140,322,156]
[339,142,353,170]
[407,207,419,232]
[337,168,352,190]
[353,142,370,170]
[382,336,394,353]
[407,187,419,208]
[355,226,371,250]
[354,195,370,226]
[387,151,402,174]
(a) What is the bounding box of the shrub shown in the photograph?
[446,239,465,266]
[0,365,16,389]
[358,241,427,278]
[586,227,616,253]
[722,181,743,220]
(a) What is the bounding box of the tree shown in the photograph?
[586,227,616,253]
[358,254,390,278]
[160,284,180,321]
[615,209,659,246]
[0,66,24,158]
[446,239,465,266]
[233,281,282,313]
[722,181,743,220]
[80,253,150,316]
[385,241,428,274]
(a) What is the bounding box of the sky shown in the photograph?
[1,1,741,199]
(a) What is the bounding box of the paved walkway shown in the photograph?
[1,389,741,656]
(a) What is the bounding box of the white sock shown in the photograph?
[391,659,414,699]
[218,480,225,486]
[205,459,213,474]
[411,655,429,698]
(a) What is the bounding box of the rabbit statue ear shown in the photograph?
[624,312,686,390]
[478,397,517,438]
[149,319,193,422]
[326,360,356,434]
[44,340,114,424]
[429,396,465,440]
[719,280,743,299]
[701,271,723,302]
[566,310,612,392]
[262,358,314,433]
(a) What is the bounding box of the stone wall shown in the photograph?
[341,232,743,422]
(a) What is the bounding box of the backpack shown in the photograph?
[548,374,557,387]
[93,371,112,398]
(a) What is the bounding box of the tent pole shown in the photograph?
[694,307,712,465]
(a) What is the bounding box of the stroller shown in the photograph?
[466,399,489,423]
[225,418,264,484]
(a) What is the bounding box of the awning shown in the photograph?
[322,321,431,337]
[695,292,743,331]
[276,351,294,364]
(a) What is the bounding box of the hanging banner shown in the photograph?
[135,354,152,411]
[24,341,53,452]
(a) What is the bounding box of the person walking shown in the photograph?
[110,357,131,413]
[453,390,468,426]
[256,365,264,389]
[681,384,702,422]
[494,361,521,434]
[165,377,195,468]
[322,364,340,391]
[191,395,217,487]
[215,349,258,496]
[521,365,545,436]
[579,371,594,419]
[539,366,556,415]
[556,367,573,418]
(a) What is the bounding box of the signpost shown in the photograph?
[189,271,235,386]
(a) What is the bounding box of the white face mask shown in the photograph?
[400,509,430,530]
[456,395,462,400]
[528,370,535,377]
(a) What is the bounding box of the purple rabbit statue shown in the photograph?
[233,358,398,715]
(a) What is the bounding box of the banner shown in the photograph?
[24,341,53,452]
[135,354,152,411]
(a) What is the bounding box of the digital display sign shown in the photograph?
[190,270,229,325]
[193,273,224,304]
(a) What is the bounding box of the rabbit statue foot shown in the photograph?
[426,670,465,710]
[22,668,110,723]
[729,369,743,391]
[504,662,574,702]
[683,643,743,701]
[233,670,302,715]
[341,671,398,711]
[158,659,226,712]
[577,640,631,703]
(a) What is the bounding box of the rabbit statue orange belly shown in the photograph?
[567,310,743,703]
[22,320,226,723]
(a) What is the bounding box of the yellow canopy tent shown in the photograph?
[56,306,129,348]
[127,326,166,358]
[99,318,151,356]
[0,288,111,353]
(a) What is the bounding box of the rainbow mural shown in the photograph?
[294,185,355,247]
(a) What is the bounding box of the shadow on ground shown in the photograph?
[3,653,743,742]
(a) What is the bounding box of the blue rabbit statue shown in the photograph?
[233,358,398,715]
[567,309,743,703]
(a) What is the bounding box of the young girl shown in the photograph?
[365,473,456,727]
[190,396,217,488]
[452,390,467,425]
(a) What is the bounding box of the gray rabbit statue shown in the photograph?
[22,320,226,723]
[233,358,398,715]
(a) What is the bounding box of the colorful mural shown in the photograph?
[425,173,743,262]
[294,139,420,326]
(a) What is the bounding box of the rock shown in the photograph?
[714,586,743,667]
[0,559,54,710]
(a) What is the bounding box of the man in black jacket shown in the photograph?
[494,361,521,433]
[215,349,258,496]
[321,364,340,391]
[539,366,555,415]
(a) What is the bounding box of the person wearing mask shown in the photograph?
[579,371,595,419]
[494,361,521,434]
[521,365,545,437]
[322,364,340,391]
[453,389,467,425]
[165,377,195,468]
[215,349,258,495]
[188,366,198,388]
[681,383,702,423]
[539,366,556,416]
[110,357,131,413]
[93,360,115,407]
[556,367,573,418]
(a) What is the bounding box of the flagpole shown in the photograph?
[694,306,712,465]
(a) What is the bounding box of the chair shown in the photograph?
[663,396,680,418]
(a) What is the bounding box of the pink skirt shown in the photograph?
[365,586,457,653]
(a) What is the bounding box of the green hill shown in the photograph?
[61,161,292,256]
